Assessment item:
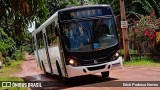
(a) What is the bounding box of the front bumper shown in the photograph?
[65,56,123,78]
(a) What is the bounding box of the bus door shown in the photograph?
[43,33,53,73]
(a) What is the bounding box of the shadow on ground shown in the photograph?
[23,74,118,90]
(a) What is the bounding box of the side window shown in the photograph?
[46,22,57,46]
[36,33,40,49]
[39,31,44,48]
[36,31,44,49]
[32,36,35,50]
[46,25,52,45]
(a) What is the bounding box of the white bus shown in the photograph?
[32,5,123,80]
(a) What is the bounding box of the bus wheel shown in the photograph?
[101,71,109,78]
[41,61,50,77]
[56,62,64,80]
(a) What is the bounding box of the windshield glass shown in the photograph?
[62,18,118,52]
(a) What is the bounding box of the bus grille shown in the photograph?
[87,65,106,71]
[81,55,112,66]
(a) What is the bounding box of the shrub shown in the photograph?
[129,11,160,56]
[0,27,16,57]
[24,44,34,54]
[14,50,25,60]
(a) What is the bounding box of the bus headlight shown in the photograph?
[115,52,119,57]
[69,59,74,65]
[111,52,120,61]
[67,58,80,66]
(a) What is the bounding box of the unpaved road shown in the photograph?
[14,53,160,90]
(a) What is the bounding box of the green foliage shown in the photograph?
[66,0,80,6]
[0,52,3,60]
[0,0,49,46]
[0,27,16,56]
[0,42,8,55]
[3,57,11,66]
[24,44,34,54]
[0,77,28,90]
[123,56,160,67]
[0,60,28,90]
[0,60,23,77]
[89,0,160,20]
[47,0,68,16]
[14,50,25,60]
[121,49,138,55]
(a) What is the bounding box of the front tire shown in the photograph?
[101,71,109,78]
[41,61,50,77]
[56,62,69,82]
[56,62,64,81]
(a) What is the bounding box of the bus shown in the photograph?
[32,5,123,80]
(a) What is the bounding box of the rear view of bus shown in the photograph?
[58,5,123,78]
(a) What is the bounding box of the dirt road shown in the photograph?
[14,53,43,77]
[14,53,160,90]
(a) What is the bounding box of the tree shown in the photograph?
[46,0,80,17]
[89,0,160,19]
[0,27,16,57]
[46,0,67,16]
[0,0,49,46]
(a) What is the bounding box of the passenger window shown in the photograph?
[36,33,40,49]
[46,22,57,46]
[32,37,35,50]
[36,31,44,49]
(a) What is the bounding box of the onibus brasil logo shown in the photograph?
[1,82,42,88]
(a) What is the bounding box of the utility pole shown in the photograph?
[120,0,130,61]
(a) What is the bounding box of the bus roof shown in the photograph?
[32,11,58,36]
[32,4,111,36]
[58,4,110,13]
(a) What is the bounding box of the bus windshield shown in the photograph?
[62,18,118,52]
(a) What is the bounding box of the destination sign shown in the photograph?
[59,7,113,21]
[70,9,102,18]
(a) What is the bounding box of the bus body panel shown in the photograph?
[32,12,65,75]
[48,45,62,75]
[33,36,41,68]
[38,48,50,72]
[34,51,40,67]
[66,57,123,78]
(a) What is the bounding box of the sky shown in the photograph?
[28,21,35,32]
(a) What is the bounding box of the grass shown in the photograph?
[123,56,160,67]
[121,49,138,55]
[0,77,28,90]
[0,60,28,90]
[0,60,23,77]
